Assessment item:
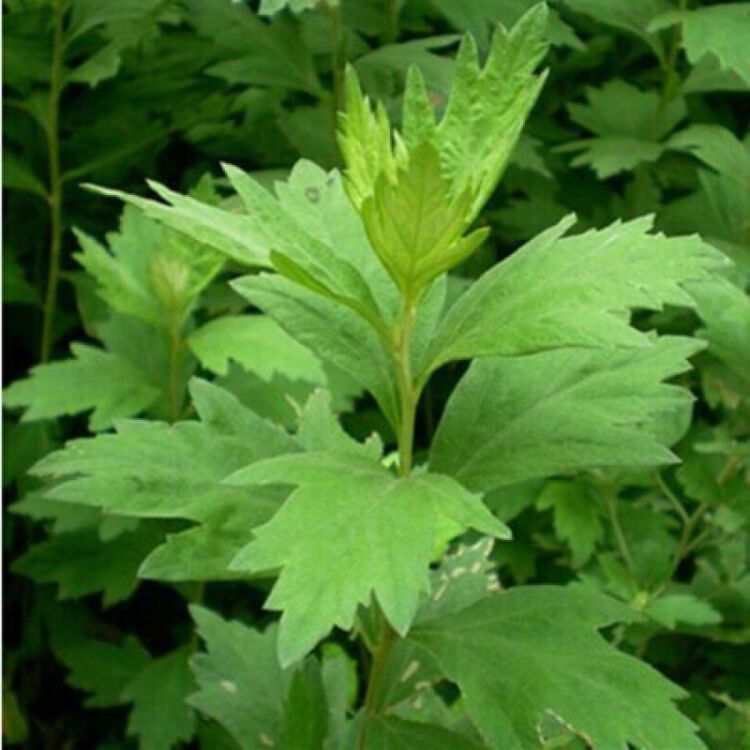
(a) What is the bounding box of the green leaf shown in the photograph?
[430,337,702,492]
[29,381,294,583]
[409,586,704,749]
[690,278,750,398]
[232,273,400,426]
[3,253,40,305]
[2,150,48,199]
[226,452,509,665]
[122,648,197,750]
[537,481,602,567]
[223,163,385,330]
[361,715,484,749]
[282,658,328,749]
[559,80,686,178]
[31,379,295,521]
[188,0,322,94]
[340,5,548,222]
[65,0,163,43]
[74,206,224,328]
[188,606,287,750]
[88,182,272,269]
[294,389,382,459]
[649,5,750,84]
[138,501,277,582]
[427,0,583,51]
[56,635,150,708]
[3,343,161,431]
[416,537,501,623]
[361,142,488,298]
[12,525,164,605]
[187,315,326,381]
[645,593,722,630]
[561,0,669,60]
[666,125,750,254]
[423,215,725,374]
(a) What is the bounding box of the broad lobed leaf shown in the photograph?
[409,586,705,749]
[422,214,726,374]
[430,336,703,491]
[225,451,509,665]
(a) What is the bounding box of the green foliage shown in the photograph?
[409,586,703,749]
[4,0,748,747]
[227,451,508,665]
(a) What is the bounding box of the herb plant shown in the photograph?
[4,1,749,748]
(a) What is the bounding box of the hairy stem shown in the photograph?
[40,0,65,361]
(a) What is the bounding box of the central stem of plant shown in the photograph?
[358,295,420,745]
[395,298,418,477]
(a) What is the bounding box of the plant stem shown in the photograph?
[655,471,689,525]
[394,299,417,476]
[323,0,345,162]
[626,0,685,218]
[669,502,709,577]
[606,489,635,575]
[358,296,419,746]
[40,0,65,362]
[358,613,396,747]
[384,0,399,43]
[166,317,183,423]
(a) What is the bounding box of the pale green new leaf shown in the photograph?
[422,215,725,375]
[3,343,161,431]
[122,649,197,750]
[649,4,750,84]
[187,315,326,382]
[340,4,548,223]
[361,142,488,297]
[226,452,509,665]
[430,337,702,492]
[409,586,704,749]
[406,5,549,220]
[189,606,287,750]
